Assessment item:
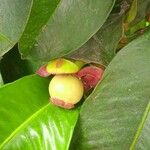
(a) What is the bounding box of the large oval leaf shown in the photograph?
[71,30,150,149]
[0,0,32,57]
[19,0,60,58]
[0,75,78,149]
[67,7,124,66]
[135,111,150,149]
[19,0,115,62]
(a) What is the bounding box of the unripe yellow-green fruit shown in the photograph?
[46,58,81,74]
[36,58,86,77]
[49,75,84,109]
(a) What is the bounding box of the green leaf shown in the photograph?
[126,0,137,23]
[0,0,32,57]
[19,0,115,62]
[71,30,150,149]
[130,0,150,25]
[135,110,150,149]
[67,8,123,66]
[19,0,60,58]
[0,75,78,149]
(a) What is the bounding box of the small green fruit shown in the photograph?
[46,58,81,74]
[49,75,84,109]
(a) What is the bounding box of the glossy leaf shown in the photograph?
[71,30,150,149]
[19,0,115,62]
[0,0,32,57]
[67,6,124,66]
[19,0,60,58]
[0,75,79,149]
[135,109,150,149]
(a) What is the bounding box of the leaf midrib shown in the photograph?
[0,33,12,43]
[0,103,50,148]
[130,102,150,149]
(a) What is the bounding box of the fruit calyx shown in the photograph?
[36,65,50,77]
[76,66,104,91]
[51,98,74,109]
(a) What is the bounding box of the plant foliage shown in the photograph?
[0,0,150,149]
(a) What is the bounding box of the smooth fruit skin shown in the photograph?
[49,75,84,109]
[36,58,86,77]
[46,58,80,74]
